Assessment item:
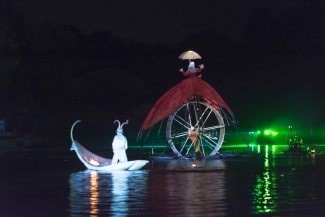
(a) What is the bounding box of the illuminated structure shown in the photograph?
[138,51,240,157]
[70,120,148,171]
[284,126,308,154]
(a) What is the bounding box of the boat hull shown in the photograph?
[83,160,149,171]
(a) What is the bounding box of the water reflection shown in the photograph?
[251,144,321,215]
[69,170,148,216]
[90,171,99,215]
[311,153,315,165]
[4,144,325,217]
[160,157,226,171]
[148,159,227,216]
[111,171,131,217]
[252,145,277,214]
[67,147,325,216]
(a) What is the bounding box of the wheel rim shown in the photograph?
[166,101,225,157]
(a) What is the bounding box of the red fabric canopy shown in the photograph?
[140,77,233,132]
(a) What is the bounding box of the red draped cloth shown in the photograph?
[140,77,233,132]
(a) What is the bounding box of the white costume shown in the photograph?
[111,120,128,165]
[179,61,204,78]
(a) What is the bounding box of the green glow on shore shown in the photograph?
[263,130,278,136]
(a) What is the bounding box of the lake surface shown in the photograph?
[1,144,325,217]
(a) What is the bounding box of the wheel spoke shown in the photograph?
[166,101,225,156]
[204,133,218,140]
[186,103,193,129]
[191,104,205,128]
[179,136,190,154]
[203,134,222,150]
[201,135,218,154]
[202,125,225,131]
[194,108,212,129]
[173,114,191,130]
[202,138,216,150]
[185,139,195,156]
[170,131,188,139]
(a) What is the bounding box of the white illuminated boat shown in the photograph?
[70,120,149,171]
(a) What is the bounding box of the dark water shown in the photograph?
[1,145,325,217]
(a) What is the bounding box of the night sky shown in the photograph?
[13,0,309,45]
[1,0,325,142]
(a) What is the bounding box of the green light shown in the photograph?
[257,131,261,134]
[265,145,268,158]
[263,129,278,136]
[252,144,276,215]
[271,132,278,136]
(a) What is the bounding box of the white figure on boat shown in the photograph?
[111,120,129,165]
[70,120,148,171]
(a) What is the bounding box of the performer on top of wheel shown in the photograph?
[139,50,237,157]
[179,61,204,78]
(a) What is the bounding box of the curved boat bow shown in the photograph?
[70,120,148,171]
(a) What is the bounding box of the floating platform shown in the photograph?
[148,153,249,161]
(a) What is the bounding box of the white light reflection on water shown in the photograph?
[69,170,148,217]
[66,146,325,216]
[111,171,131,217]
[68,159,226,217]
[4,145,325,216]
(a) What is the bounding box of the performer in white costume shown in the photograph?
[111,120,128,165]
[179,61,204,78]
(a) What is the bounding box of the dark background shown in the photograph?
[1,0,324,145]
